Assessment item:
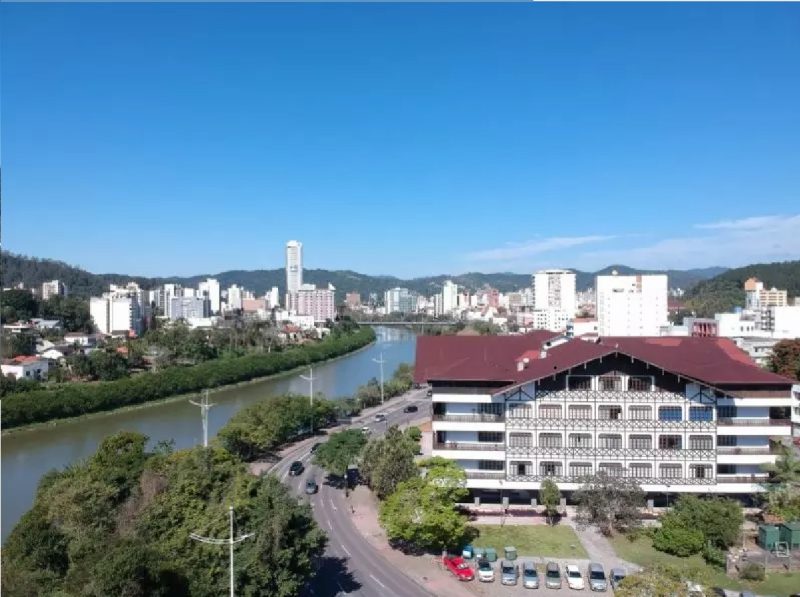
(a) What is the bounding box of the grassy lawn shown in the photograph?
[610,535,800,596]
[472,524,588,558]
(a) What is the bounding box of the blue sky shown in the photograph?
[2,3,799,278]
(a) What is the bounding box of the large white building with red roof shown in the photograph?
[414,332,794,499]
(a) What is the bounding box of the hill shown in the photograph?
[685,260,800,317]
[1,251,725,301]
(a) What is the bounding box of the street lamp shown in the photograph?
[190,506,254,597]
[189,389,215,448]
[300,366,315,435]
[372,352,385,405]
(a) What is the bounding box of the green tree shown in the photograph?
[539,479,561,525]
[313,429,367,478]
[615,568,689,597]
[763,443,800,488]
[574,472,645,536]
[360,426,417,499]
[663,495,743,549]
[1,289,38,322]
[652,518,705,556]
[1,333,36,358]
[89,349,130,381]
[768,339,800,381]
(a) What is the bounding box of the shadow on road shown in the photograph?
[303,556,362,596]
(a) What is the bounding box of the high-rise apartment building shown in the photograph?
[345,292,362,310]
[296,284,335,322]
[416,333,794,499]
[227,285,243,311]
[385,287,415,314]
[596,273,668,336]
[267,287,280,309]
[441,280,458,315]
[198,278,221,314]
[41,280,67,300]
[533,269,576,315]
[285,240,303,308]
[90,285,144,336]
[169,296,211,321]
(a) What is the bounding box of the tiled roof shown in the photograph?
[414,334,793,388]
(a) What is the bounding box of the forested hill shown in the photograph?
[1,251,725,299]
[685,260,800,317]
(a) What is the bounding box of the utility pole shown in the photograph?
[372,352,385,405]
[300,366,315,435]
[189,389,215,448]
[190,506,253,597]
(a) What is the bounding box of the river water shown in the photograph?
[1,327,416,541]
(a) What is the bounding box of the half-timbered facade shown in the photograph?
[415,333,794,495]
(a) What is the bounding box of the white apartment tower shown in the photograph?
[597,272,668,336]
[285,240,303,309]
[41,280,67,300]
[227,284,243,311]
[198,278,221,314]
[533,269,576,315]
[441,280,459,315]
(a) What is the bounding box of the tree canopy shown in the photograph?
[574,472,645,536]
[313,429,368,478]
[768,339,800,381]
[360,426,418,499]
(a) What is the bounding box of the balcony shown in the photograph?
[506,446,716,460]
[535,389,687,403]
[716,475,770,484]
[716,447,772,455]
[717,418,791,426]
[506,418,715,431]
[433,441,505,451]
[465,471,506,480]
[433,413,504,423]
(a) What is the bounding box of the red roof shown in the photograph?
[4,356,44,365]
[414,334,793,388]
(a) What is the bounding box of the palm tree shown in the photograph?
[762,443,800,487]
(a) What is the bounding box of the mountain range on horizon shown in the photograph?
[1,251,729,300]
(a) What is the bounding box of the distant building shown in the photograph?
[227,284,243,311]
[772,305,800,339]
[169,296,210,321]
[197,278,221,314]
[596,272,667,336]
[285,240,303,308]
[533,269,576,315]
[345,292,362,310]
[41,280,66,300]
[90,284,144,336]
[1,356,49,380]
[385,287,415,314]
[242,298,268,313]
[266,287,280,309]
[296,284,335,323]
[439,280,458,316]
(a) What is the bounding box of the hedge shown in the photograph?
[1,327,375,428]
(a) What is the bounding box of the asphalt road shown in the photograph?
[270,388,433,596]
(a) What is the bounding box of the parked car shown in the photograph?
[476,558,495,582]
[501,560,519,586]
[360,426,371,435]
[304,479,318,494]
[442,555,474,581]
[588,562,607,592]
[609,568,627,590]
[545,562,562,589]
[374,413,387,422]
[522,561,539,589]
[403,405,418,413]
[289,461,304,476]
[565,564,585,590]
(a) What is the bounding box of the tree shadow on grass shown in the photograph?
[303,556,362,596]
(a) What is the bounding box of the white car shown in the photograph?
[360,426,371,435]
[565,564,585,590]
[476,558,495,582]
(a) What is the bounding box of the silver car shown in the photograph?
[588,562,607,592]
[610,568,626,590]
[501,560,518,586]
[522,561,539,589]
[545,562,562,589]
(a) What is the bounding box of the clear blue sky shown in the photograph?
[2,3,798,278]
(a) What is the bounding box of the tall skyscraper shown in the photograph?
[441,280,458,315]
[198,278,221,314]
[596,272,668,336]
[286,240,303,294]
[532,269,576,315]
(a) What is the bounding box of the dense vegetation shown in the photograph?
[2,251,724,300]
[360,426,420,499]
[685,259,800,317]
[0,289,92,332]
[1,326,375,429]
[768,339,800,381]
[1,432,325,596]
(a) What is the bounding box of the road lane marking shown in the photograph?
[341,544,351,557]
[328,498,337,511]
[281,469,289,481]
[326,518,332,531]
[369,574,386,589]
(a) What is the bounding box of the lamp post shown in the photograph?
[190,506,253,597]
[189,389,215,448]
[300,366,315,435]
[372,352,385,405]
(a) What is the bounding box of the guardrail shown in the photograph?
[433,414,504,423]
[465,471,506,479]
[716,447,773,455]
[433,441,505,451]
[717,418,791,426]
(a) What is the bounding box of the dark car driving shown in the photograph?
[403,405,418,413]
[289,461,304,476]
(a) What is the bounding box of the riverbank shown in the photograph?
[2,336,378,437]
[1,326,376,430]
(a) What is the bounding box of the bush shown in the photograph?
[652,519,705,557]
[739,562,765,581]
[702,543,727,568]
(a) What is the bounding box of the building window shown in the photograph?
[507,403,532,419]
[569,433,592,448]
[629,463,652,478]
[540,461,562,476]
[479,403,503,416]
[660,464,682,479]
[629,435,652,450]
[509,433,532,448]
[689,406,713,421]
[511,461,532,476]
[717,435,737,447]
[568,376,592,390]
[599,405,623,420]
[658,406,682,421]
[539,433,563,448]
[690,465,713,479]
[479,460,504,471]
[478,432,503,443]
[598,434,622,449]
[658,435,682,450]
[629,406,652,420]
[599,463,624,477]
[628,376,652,392]
[717,405,737,419]
[717,464,736,475]
[599,376,622,391]
[539,404,562,419]
[689,435,713,450]
[568,405,591,419]
[570,462,592,477]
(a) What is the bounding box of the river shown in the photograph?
[1,326,416,541]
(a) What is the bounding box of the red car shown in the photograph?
[443,556,475,581]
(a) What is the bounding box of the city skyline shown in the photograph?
[3,4,799,277]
